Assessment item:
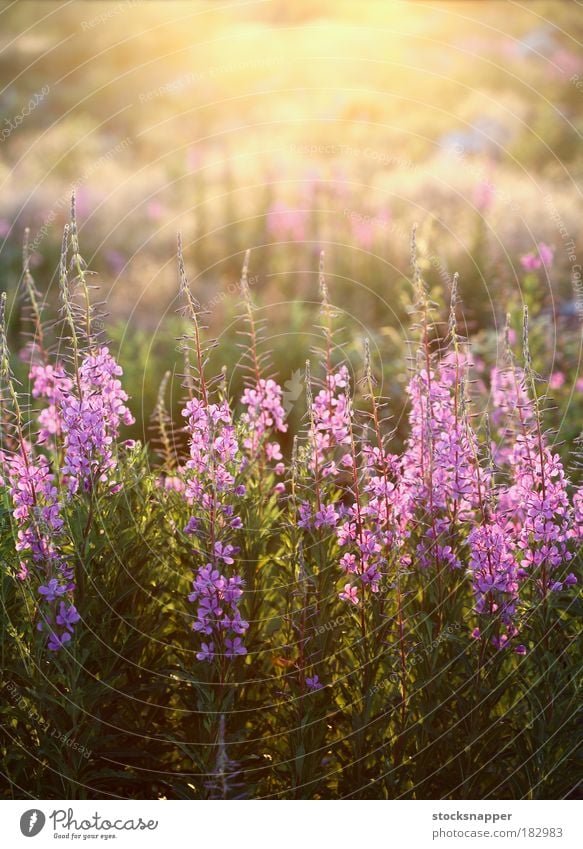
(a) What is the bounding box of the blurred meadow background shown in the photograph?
[0,0,582,450]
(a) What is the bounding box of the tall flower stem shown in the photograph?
[363,339,407,724]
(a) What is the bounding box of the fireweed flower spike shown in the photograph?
[177,235,248,666]
[238,249,287,468]
[470,309,576,650]
[505,308,575,599]
[309,253,351,478]
[20,231,72,450]
[401,249,474,578]
[0,225,579,717]
[491,309,575,611]
[58,203,135,495]
[0,293,75,651]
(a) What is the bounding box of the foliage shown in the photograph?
[0,212,581,800]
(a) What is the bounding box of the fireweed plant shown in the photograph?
[0,206,581,800]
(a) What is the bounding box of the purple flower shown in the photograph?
[60,347,134,494]
[214,541,237,564]
[225,637,247,658]
[314,504,338,529]
[184,516,199,535]
[38,578,68,602]
[56,602,80,633]
[298,501,312,529]
[47,630,72,652]
[196,641,215,662]
[564,573,577,587]
[180,385,249,663]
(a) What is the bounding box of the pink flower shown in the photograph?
[146,200,165,220]
[474,180,494,212]
[538,242,554,267]
[339,583,359,605]
[314,504,338,529]
[520,242,553,272]
[340,553,358,574]
[549,372,565,390]
[310,365,351,475]
[241,378,287,460]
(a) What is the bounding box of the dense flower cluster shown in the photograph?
[297,363,352,538]
[181,395,249,662]
[468,520,520,648]
[401,350,479,571]
[310,365,351,477]
[0,445,77,650]
[188,565,248,662]
[182,398,239,497]
[0,239,580,669]
[2,335,133,650]
[61,347,135,493]
[29,362,72,446]
[307,324,580,652]
[241,377,287,468]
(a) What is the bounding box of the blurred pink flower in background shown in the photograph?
[349,209,391,251]
[549,372,565,390]
[266,201,308,242]
[0,219,11,238]
[575,377,583,393]
[186,147,202,172]
[376,207,391,228]
[551,48,583,78]
[520,253,539,272]
[147,200,166,221]
[474,180,494,212]
[351,216,374,250]
[520,242,553,271]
